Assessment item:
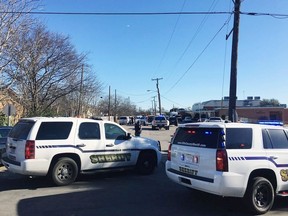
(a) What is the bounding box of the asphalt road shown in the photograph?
[0,125,288,216]
[123,124,177,152]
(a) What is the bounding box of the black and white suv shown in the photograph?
[2,117,162,186]
[166,121,288,215]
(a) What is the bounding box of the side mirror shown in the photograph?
[127,133,132,139]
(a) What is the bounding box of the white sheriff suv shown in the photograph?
[166,121,288,215]
[2,117,161,186]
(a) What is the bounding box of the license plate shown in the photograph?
[9,154,16,161]
[10,148,15,154]
[181,153,199,164]
[179,166,198,176]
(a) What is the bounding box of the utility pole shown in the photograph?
[114,89,117,122]
[152,78,163,115]
[228,0,241,122]
[108,86,111,121]
[77,64,84,117]
[151,96,157,116]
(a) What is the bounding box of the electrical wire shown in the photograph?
[164,14,232,95]
[241,12,288,19]
[1,11,232,16]
[2,10,287,18]
[151,0,187,79]
[166,0,219,80]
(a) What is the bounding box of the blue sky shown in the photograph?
[35,0,288,110]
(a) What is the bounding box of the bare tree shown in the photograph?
[52,67,103,117]
[0,0,38,79]
[4,22,100,116]
[98,94,137,117]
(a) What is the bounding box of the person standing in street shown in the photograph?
[134,120,142,136]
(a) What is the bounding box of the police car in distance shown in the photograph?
[166,121,288,215]
[2,117,162,186]
[151,115,170,130]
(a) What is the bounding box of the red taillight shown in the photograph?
[167,144,172,161]
[25,140,35,159]
[216,149,228,171]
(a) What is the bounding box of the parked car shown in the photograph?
[118,116,129,125]
[168,116,178,126]
[205,117,224,122]
[0,126,12,163]
[2,117,162,186]
[139,116,148,126]
[147,115,155,125]
[151,115,169,130]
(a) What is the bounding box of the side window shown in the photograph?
[225,128,252,149]
[262,129,273,149]
[267,129,288,149]
[104,123,126,140]
[79,122,100,140]
[36,122,72,140]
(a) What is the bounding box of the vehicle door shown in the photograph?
[74,122,104,171]
[102,122,137,169]
[263,128,288,191]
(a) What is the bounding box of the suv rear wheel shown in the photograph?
[51,157,78,186]
[245,177,274,214]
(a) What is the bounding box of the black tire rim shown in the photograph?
[56,163,74,182]
[253,182,273,210]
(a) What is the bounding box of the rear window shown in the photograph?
[155,116,165,121]
[36,122,72,140]
[9,120,35,140]
[173,127,223,148]
[225,128,252,149]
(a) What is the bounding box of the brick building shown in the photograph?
[192,97,288,124]
[0,88,23,125]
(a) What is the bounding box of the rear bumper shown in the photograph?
[2,156,49,176]
[165,161,246,197]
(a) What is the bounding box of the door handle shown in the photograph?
[76,144,86,147]
[106,144,114,147]
[269,156,278,160]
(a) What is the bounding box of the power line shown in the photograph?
[166,0,220,80]
[241,12,288,19]
[1,11,232,16]
[2,10,287,18]
[164,16,231,95]
[151,0,187,79]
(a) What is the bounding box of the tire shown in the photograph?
[244,177,274,215]
[51,157,78,186]
[136,151,156,175]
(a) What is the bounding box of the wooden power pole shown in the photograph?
[228,0,241,122]
[152,78,163,115]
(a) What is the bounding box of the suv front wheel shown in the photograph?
[136,151,156,175]
[51,157,79,186]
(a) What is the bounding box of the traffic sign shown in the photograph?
[3,104,16,116]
